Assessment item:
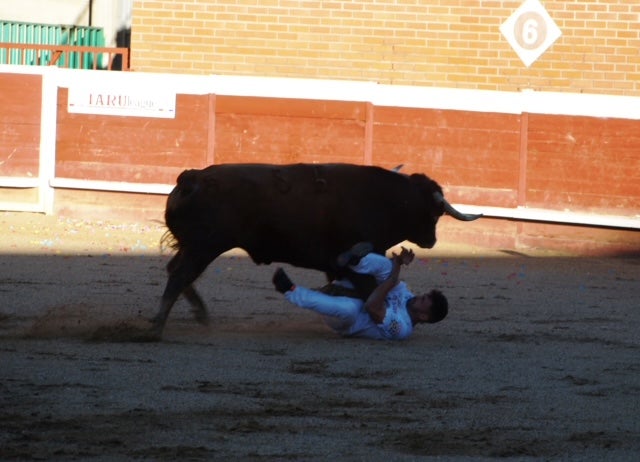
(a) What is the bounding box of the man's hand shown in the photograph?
[392,247,414,266]
[363,248,412,324]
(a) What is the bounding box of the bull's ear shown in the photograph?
[408,173,440,197]
[408,172,433,184]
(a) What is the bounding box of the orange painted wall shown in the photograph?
[213,96,368,165]
[526,114,640,214]
[1,77,638,254]
[131,1,640,96]
[47,92,639,221]
[0,73,41,177]
[372,107,521,207]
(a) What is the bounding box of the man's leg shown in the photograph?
[316,278,360,298]
[349,253,393,283]
[336,242,374,267]
[273,268,363,332]
[336,242,394,287]
[285,286,363,323]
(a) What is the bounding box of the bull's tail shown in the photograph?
[163,169,204,252]
[160,229,179,251]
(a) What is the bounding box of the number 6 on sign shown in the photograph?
[516,12,546,49]
[500,0,561,67]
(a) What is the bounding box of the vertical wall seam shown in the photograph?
[364,102,374,165]
[206,93,216,166]
[40,67,58,214]
[517,112,529,207]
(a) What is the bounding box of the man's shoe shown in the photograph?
[273,268,294,293]
[336,242,374,267]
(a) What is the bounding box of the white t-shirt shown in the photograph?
[340,281,414,340]
[337,254,414,340]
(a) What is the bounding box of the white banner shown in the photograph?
[68,83,176,118]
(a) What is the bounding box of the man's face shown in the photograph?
[410,293,434,322]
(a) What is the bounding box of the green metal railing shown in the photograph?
[0,43,130,70]
[0,20,128,70]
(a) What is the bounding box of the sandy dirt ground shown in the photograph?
[1,211,639,461]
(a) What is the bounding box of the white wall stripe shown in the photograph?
[4,66,640,119]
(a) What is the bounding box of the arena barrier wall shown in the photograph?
[1,66,638,254]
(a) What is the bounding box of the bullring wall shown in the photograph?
[1,67,639,255]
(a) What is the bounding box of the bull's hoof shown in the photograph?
[150,314,167,329]
[192,309,210,326]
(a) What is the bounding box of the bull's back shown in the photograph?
[165,163,414,269]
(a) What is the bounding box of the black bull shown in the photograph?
[152,163,481,333]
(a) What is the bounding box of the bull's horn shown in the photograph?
[433,192,483,221]
[392,164,404,172]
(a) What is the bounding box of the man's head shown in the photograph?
[408,289,448,324]
[426,289,448,323]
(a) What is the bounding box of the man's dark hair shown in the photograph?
[428,289,448,323]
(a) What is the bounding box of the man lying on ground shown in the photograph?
[272,242,448,340]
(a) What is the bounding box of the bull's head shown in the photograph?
[433,192,483,221]
[409,174,483,249]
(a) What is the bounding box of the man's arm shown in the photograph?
[362,247,414,324]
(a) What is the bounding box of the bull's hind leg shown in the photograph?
[152,249,217,332]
